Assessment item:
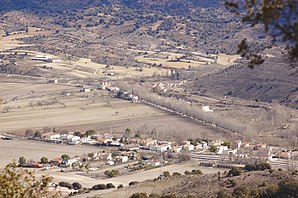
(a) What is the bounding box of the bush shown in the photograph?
[149,193,161,198]
[244,163,271,171]
[216,190,230,198]
[92,184,107,190]
[130,193,148,198]
[232,186,249,198]
[104,170,120,178]
[228,167,242,176]
[191,170,203,175]
[163,171,170,178]
[184,170,191,175]
[72,182,82,190]
[209,145,218,152]
[292,170,298,175]
[172,172,181,176]
[129,181,139,186]
[59,181,73,189]
[117,184,124,189]
[106,183,115,189]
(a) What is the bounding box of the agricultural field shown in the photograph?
[0,139,98,167]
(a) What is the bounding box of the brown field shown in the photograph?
[0,79,228,142]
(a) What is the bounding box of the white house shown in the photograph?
[67,136,81,145]
[106,160,115,166]
[43,132,60,140]
[65,158,77,166]
[119,156,129,163]
[217,146,229,155]
[32,55,53,62]
[82,88,91,93]
[48,79,58,83]
[184,144,195,151]
[172,146,183,153]
[202,106,213,112]
[155,144,172,152]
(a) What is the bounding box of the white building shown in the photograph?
[67,136,81,145]
[32,55,53,62]
[202,106,213,112]
[43,132,60,140]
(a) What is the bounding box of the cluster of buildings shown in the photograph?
[150,81,186,94]
[210,140,298,166]
[33,130,298,170]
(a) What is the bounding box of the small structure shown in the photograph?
[48,79,58,83]
[32,55,53,62]
[202,106,213,112]
[43,132,60,140]
[82,88,91,93]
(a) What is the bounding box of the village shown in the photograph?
[8,125,296,174]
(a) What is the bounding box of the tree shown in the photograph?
[74,131,81,137]
[33,131,42,139]
[209,145,218,153]
[85,129,96,137]
[0,164,54,197]
[232,186,249,198]
[130,193,148,198]
[40,157,49,164]
[104,170,120,178]
[225,0,298,66]
[222,142,231,149]
[72,182,82,190]
[88,152,94,159]
[217,190,230,198]
[106,183,115,189]
[18,156,26,167]
[135,132,141,138]
[276,179,298,197]
[25,129,34,137]
[228,167,242,176]
[61,154,70,161]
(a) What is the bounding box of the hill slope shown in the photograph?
[191,49,298,108]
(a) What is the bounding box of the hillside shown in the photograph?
[99,170,298,198]
[191,48,298,109]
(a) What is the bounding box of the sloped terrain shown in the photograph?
[191,49,298,109]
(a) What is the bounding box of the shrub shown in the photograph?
[209,145,218,152]
[172,172,181,176]
[129,181,139,186]
[106,183,115,189]
[117,184,124,189]
[72,182,82,190]
[191,170,203,175]
[149,193,161,198]
[244,163,271,171]
[184,170,191,175]
[92,184,107,190]
[216,190,230,198]
[232,186,249,198]
[130,193,148,198]
[105,170,120,178]
[163,171,170,178]
[227,179,236,187]
[59,181,73,189]
[228,167,242,176]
